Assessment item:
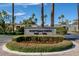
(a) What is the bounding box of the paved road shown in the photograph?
[0,35,79,56]
[64,34,79,40]
[0,35,20,56]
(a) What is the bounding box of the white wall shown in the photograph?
[24,28,56,35]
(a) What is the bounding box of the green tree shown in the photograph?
[58,16,61,24]
[22,17,36,27]
[34,18,37,25]
[0,14,5,32]
[0,10,10,33]
[58,14,65,24]
[58,16,61,21]
[44,14,47,25]
[32,13,35,21]
[61,14,64,22]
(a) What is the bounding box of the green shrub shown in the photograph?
[6,40,73,52]
[12,35,64,43]
[56,27,67,35]
[0,26,24,35]
[16,36,25,42]
[4,31,24,35]
[5,31,16,35]
[15,27,24,35]
[0,26,4,34]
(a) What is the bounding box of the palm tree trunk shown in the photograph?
[51,3,54,27]
[41,3,44,28]
[12,3,15,32]
[77,3,79,30]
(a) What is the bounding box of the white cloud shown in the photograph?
[23,15,31,19]
[7,11,25,16]
[27,3,40,5]
[0,3,39,8]
[0,3,11,7]
[0,3,45,7]
[15,3,40,8]
[14,12,25,16]
[15,3,40,6]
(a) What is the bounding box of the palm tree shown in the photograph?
[2,10,11,23]
[51,3,54,27]
[77,3,79,30]
[0,10,10,32]
[35,18,37,25]
[44,14,47,25]
[12,3,15,32]
[32,13,35,21]
[58,16,61,21]
[22,16,36,27]
[41,3,44,28]
[58,16,61,24]
[58,14,65,25]
[0,12,5,32]
[61,14,64,22]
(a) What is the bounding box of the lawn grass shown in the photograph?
[6,40,73,52]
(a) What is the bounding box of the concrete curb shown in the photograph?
[2,41,77,56]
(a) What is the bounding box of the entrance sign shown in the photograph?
[24,27,56,35]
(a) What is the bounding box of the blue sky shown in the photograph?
[0,3,78,25]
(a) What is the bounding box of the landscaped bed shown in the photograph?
[6,35,73,52]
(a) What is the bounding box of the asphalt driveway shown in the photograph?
[0,35,20,56]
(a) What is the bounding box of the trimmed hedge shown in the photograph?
[12,35,64,43]
[56,27,67,35]
[0,31,24,35]
[6,40,73,52]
